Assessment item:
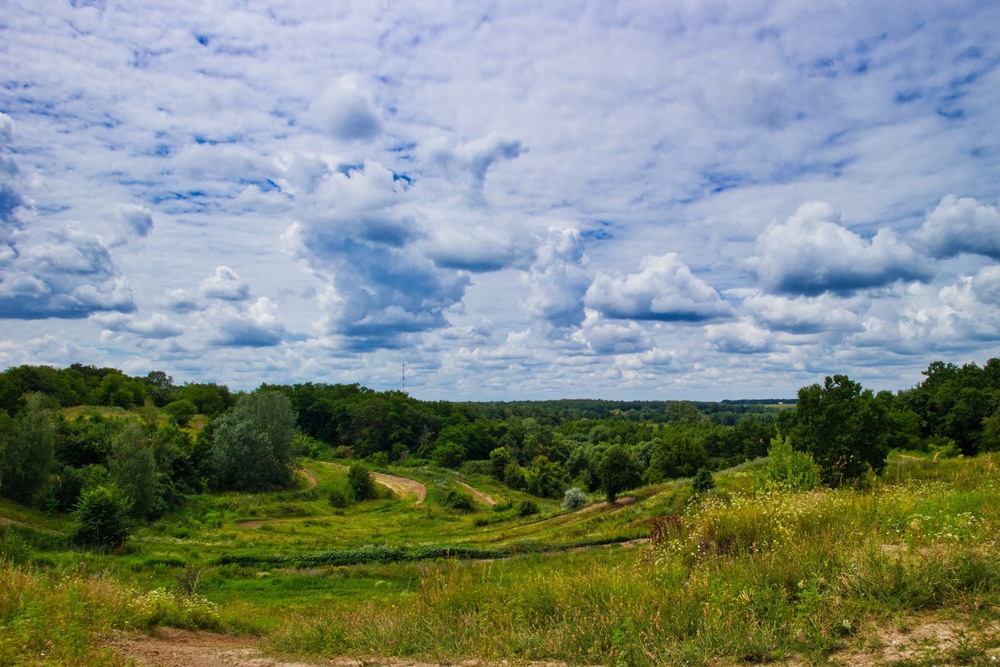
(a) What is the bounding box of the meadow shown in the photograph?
[1,450,998,666]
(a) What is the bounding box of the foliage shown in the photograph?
[597,444,642,502]
[108,422,163,520]
[72,484,133,550]
[440,490,475,512]
[760,436,820,491]
[691,467,715,493]
[431,441,467,468]
[515,499,539,517]
[210,390,297,491]
[647,427,708,481]
[163,399,198,426]
[561,486,589,511]
[347,462,376,501]
[525,455,569,499]
[782,374,890,485]
[0,392,56,505]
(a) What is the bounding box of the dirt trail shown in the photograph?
[457,481,495,506]
[309,462,427,503]
[108,628,566,667]
[300,468,318,490]
[372,471,426,503]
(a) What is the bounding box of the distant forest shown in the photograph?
[1,359,998,526]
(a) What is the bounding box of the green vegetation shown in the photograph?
[0,358,998,664]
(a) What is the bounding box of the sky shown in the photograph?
[1,0,1000,401]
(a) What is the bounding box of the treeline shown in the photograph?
[1,358,999,538]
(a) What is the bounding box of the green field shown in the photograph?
[1,450,998,666]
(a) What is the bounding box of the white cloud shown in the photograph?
[751,202,930,296]
[521,227,590,329]
[200,265,250,301]
[307,76,382,142]
[915,194,1000,259]
[585,252,731,322]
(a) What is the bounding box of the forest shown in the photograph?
[0,358,998,535]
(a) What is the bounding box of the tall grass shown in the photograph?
[0,562,221,666]
[270,454,1000,665]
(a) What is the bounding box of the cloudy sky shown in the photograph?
[2,1,1000,400]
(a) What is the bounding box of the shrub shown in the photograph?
[441,490,475,512]
[72,484,134,550]
[327,485,350,508]
[0,527,30,565]
[163,399,197,426]
[561,486,589,511]
[347,462,376,501]
[761,436,820,491]
[692,467,716,493]
[516,499,539,517]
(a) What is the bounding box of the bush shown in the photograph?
[163,399,197,426]
[327,485,350,508]
[692,467,716,493]
[72,484,133,550]
[561,487,589,511]
[347,462,376,501]
[516,499,539,517]
[0,527,30,565]
[441,490,474,512]
[761,436,820,491]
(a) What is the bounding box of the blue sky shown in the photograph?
[1,0,999,400]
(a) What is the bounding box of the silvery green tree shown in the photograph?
[210,390,297,491]
[0,393,56,505]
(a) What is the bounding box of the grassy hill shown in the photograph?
[1,450,998,665]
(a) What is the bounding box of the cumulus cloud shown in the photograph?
[705,318,777,354]
[284,160,470,349]
[308,76,382,142]
[94,312,183,339]
[914,195,1000,259]
[200,266,250,301]
[0,225,136,319]
[211,297,285,347]
[585,252,731,322]
[521,228,590,329]
[752,202,931,296]
[743,291,864,334]
[570,310,652,355]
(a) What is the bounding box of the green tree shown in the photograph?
[489,446,513,480]
[210,390,297,491]
[347,462,376,501]
[525,455,569,499]
[431,441,467,468]
[785,375,890,485]
[691,467,716,494]
[646,428,708,482]
[108,423,162,520]
[0,393,56,505]
[596,444,642,503]
[164,399,198,426]
[72,484,133,550]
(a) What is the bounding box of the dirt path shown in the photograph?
[108,629,565,667]
[457,481,495,506]
[372,471,426,503]
[300,467,318,490]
